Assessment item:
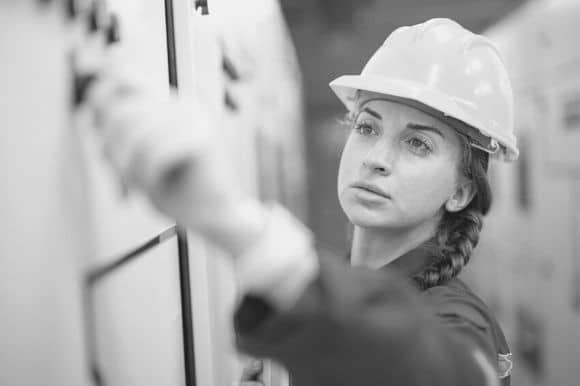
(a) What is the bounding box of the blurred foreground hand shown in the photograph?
[87,70,266,254]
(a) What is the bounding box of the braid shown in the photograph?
[414,132,491,290]
[415,208,484,289]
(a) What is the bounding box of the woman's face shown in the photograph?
[337,93,466,231]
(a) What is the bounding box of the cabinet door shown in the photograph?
[92,238,185,386]
[84,1,193,385]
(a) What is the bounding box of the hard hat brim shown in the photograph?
[329,74,518,161]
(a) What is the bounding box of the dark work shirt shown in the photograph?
[234,243,512,386]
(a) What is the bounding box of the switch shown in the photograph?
[222,55,239,81]
[194,0,209,15]
[105,13,120,45]
[73,71,97,107]
[91,366,104,386]
[65,0,79,19]
[224,90,238,111]
[87,1,102,33]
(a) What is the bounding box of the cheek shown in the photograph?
[396,160,457,212]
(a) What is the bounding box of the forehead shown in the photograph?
[355,91,456,134]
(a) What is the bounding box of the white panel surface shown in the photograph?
[92,239,184,386]
[0,3,90,386]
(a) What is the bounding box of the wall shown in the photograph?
[465,2,580,385]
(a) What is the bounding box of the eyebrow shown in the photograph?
[363,107,382,120]
[406,123,445,138]
[360,107,445,138]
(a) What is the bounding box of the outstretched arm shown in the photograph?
[231,206,499,386]
[89,75,499,386]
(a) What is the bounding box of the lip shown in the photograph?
[351,182,391,199]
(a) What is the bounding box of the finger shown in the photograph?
[111,101,202,190]
[240,360,263,381]
[86,75,137,123]
[98,97,162,175]
[86,69,162,129]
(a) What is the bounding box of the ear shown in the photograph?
[445,181,476,212]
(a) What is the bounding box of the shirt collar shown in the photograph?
[381,239,437,278]
[345,238,437,278]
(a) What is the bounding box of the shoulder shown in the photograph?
[422,277,506,349]
[423,278,513,381]
[423,278,493,327]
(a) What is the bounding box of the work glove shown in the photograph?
[87,69,263,251]
[88,69,318,310]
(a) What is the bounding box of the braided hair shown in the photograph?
[413,132,492,290]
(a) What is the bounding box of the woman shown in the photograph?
[92,18,515,386]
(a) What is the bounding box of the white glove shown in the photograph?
[87,70,263,251]
[88,72,207,192]
[87,70,319,309]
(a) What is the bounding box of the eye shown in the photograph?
[353,121,378,136]
[406,136,433,155]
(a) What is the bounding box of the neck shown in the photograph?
[350,220,438,269]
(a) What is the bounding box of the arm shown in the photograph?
[89,79,499,386]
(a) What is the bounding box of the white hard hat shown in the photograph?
[329,18,518,162]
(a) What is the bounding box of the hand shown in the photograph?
[88,70,266,254]
[239,359,264,386]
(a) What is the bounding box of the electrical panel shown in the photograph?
[1,1,305,386]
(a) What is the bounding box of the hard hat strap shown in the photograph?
[470,139,500,155]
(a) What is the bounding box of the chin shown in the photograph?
[343,205,397,229]
[339,192,392,227]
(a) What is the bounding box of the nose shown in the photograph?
[362,142,394,176]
